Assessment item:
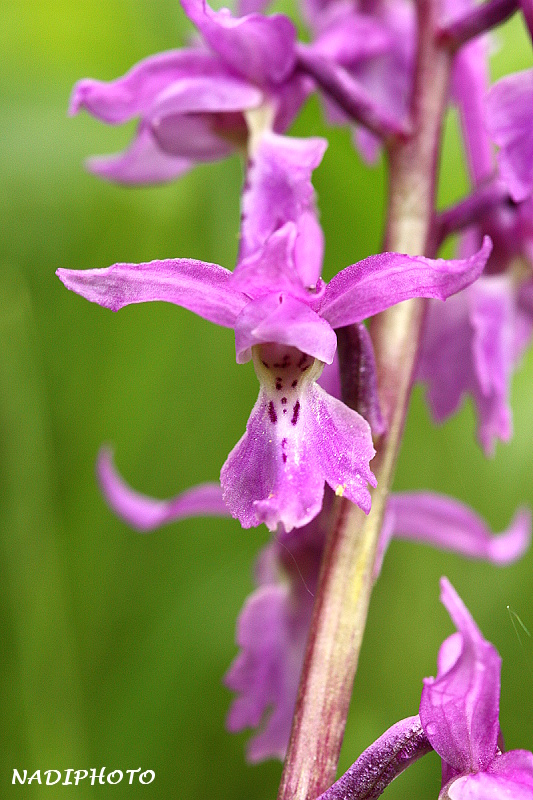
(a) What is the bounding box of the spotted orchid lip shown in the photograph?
[220,343,376,532]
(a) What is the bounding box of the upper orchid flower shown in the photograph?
[420,578,533,799]
[419,38,533,455]
[486,68,533,205]
[297,0,416,162]
[69,0,308,184]
[58,130,491,531]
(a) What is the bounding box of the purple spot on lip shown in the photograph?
[282,453,287,463]
[274,354,291,369]
[276,377,282,390]
[268,401,277,424]
[281,397,287,404]
[291,401,300,426]
[291,379,298,388]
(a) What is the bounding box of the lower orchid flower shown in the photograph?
[420,578,533,799]
[96,445,530,763]
[314,577,533,800]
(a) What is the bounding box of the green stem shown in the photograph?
[276,2,452,798]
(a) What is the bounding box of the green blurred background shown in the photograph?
[1,2,532,797]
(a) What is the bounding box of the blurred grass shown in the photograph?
[1,1,532,798]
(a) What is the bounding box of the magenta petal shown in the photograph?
[418,274,521,455]
[487,750,533,790]
[420,578,501,775]
[311,11,391,65]
[180,0,297,86]
[233,223,310,300]
[56,259,248,327]
[447,764,533,800]
[97,448,229,531]
[224,582,310,762]
[150,74,262,118]
[239,131,327,286]
[418,290,475,422]
[225,509,325,761]
[451,36,494,186]
[319,238,492,328]
[486,69,533,203]
[386,493,531,565]
[151,112,238,161]
[86,123,193,185]
[469,277,514,453]
[234,291,337,364]
[221,345,375,531]
[148,74,261,159]
[221,385,326,531]
[69,49,223,123]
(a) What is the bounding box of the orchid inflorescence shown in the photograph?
[60,0,533,797]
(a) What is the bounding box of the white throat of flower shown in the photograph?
[252,343,325,434]
[245,104,276,158]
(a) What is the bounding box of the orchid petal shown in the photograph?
[150,112,240,161]
[418,290,475,421]
[180,0,297,86]
[386,493,531,564]
[271,73,315,135]
[311,11,391,65]
[239,131,327,286]
[69,49,225,123]
[419,274,517,455]
[224,581,311,762]
[57,259,248,327]
[86,123,192,185]
[469,277,514,453]
[221,344,375,531]
[420,578,501,774]
[148,74,261,159]
[150,74,262,118]
[97,448,229,531]
[234,291,337,365]
[486,69,533,203]
[451,36,494,186]
[446,767,533,800]
[319,238,492,328]
[233,223,309,300]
